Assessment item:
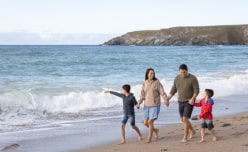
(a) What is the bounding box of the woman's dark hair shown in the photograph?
[145,68,157,80]
[205,89,214,98]
[122,84,131,93]
[179,64,188,71]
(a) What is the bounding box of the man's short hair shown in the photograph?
[179,64,188,71]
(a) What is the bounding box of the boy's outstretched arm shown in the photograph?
[104,90,123,98]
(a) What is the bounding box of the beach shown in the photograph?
[78,112,248,152]
[0,45,248,152]
[1,0,248,151]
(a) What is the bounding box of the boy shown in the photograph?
[194,89,217,143]
[104,84,143,144]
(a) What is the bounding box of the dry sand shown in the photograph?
[77,113,248,152]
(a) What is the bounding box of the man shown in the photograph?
[167,64,199,143]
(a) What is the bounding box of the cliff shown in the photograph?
[104,25,248,46]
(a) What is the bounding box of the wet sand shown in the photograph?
[77,113,248,152]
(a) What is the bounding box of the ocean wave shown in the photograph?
[197,70,248,97]
[0,91,122,113]
[1,71,248,113]
[0,71,248,132]
[0,70,248,113]
[0,90,124,132]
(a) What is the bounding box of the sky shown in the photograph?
[0,0,248,44]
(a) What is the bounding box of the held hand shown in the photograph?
[197,115,200,119]
[164,101,169,107]
[166,95,172,102]
[136,104,140,109]
[188,98,195,105]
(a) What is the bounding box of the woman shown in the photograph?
[138,68,169,143]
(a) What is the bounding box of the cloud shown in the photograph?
[0,32,121,45]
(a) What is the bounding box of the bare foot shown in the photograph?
[145,139,151,144]
[154,128,159,140]
[118,140,126,145]
[189,130,196,139]
[138,136,143,141]
[198,139,204,143]
[213,137,217,141]
[181,139,187,143]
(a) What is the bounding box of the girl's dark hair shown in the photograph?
[122,84,131,93]
[179,64,188,71]
[205,89,214,98]
[145,68,157,80]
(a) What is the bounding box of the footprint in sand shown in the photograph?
[160,148,168,151]
[239,116,248,120]
[217,136,224,140]
[221,123,231,127]
[232,132,245,136]
[168,131,175,134]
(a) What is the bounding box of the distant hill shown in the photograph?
[104,25,248,46]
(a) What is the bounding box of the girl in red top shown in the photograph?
[194,89,217,143]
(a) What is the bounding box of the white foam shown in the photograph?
[0,70,248,132]
[34,91,122,113]
[0,89,123,131]
[197,71,248,97]
[1,71,248,114]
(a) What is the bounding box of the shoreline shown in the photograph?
[77,112,248,152]
[0,94,247,152]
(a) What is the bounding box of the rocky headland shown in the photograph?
[104,25,248,46]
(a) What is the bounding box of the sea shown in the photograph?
[0,45,248,152]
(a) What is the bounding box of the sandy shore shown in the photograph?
[77,112,248,152]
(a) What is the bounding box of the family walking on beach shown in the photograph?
[104,64,217,144]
